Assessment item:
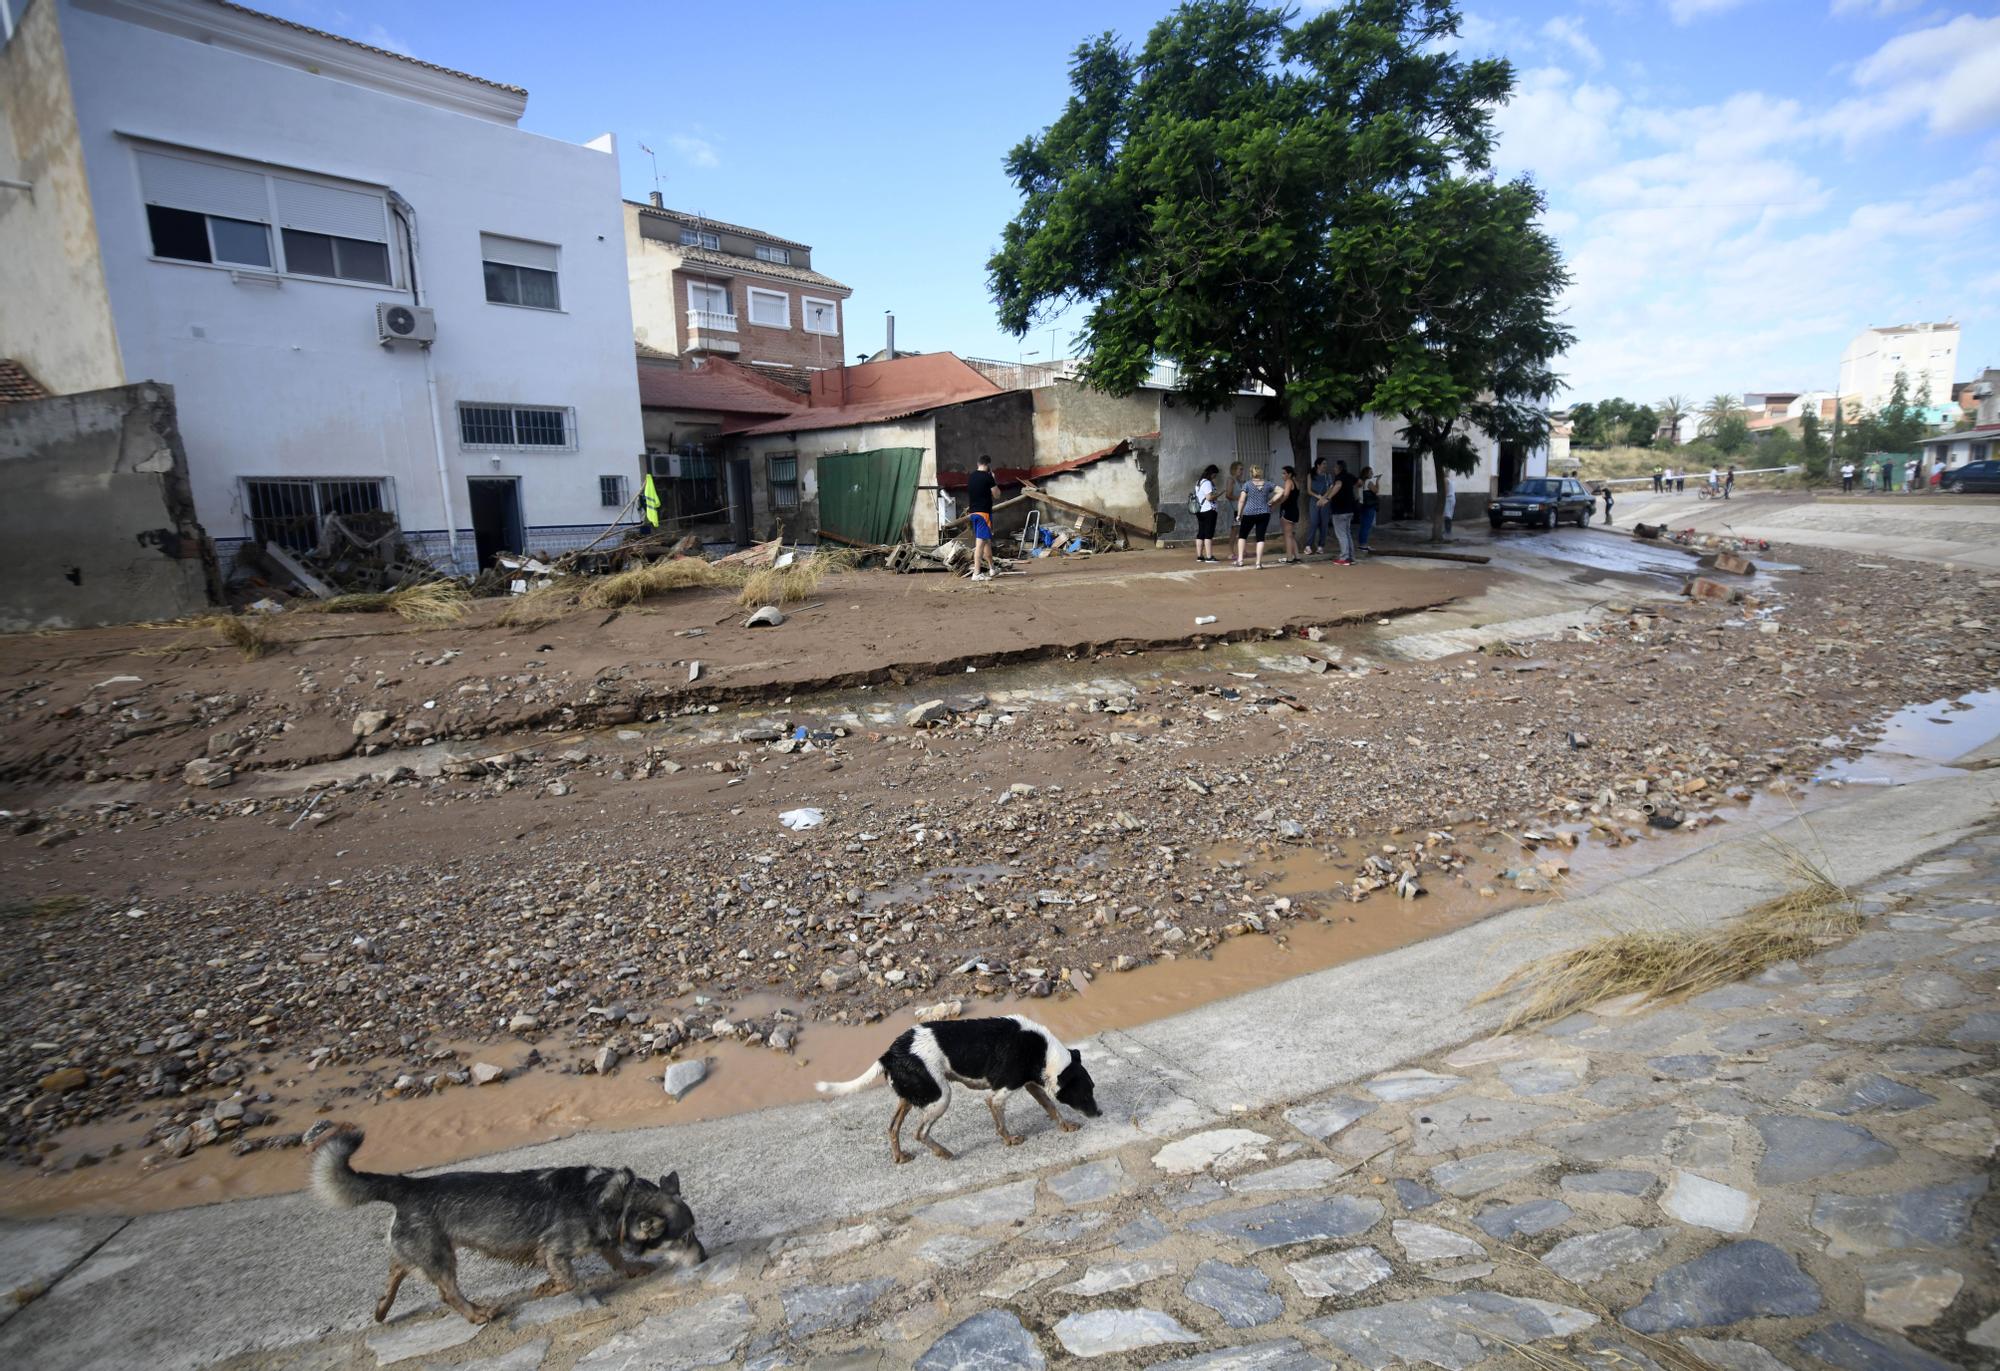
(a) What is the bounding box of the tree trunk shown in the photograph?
[1286,416,1316,478]
[1429,449,1448,544]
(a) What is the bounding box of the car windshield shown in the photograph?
[1510,479,1561,496]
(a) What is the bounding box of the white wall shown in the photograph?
[61,0,642,570]
[1839,325,1960,412]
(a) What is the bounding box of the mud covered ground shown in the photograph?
[1,537,1994,1208]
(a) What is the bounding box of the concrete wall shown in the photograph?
[1031,383,1159,464]
[0,0,124,393]
[1038,444,1158,535]
[59,0,644,570]
[733,417,934,544]
[0,380,216,629]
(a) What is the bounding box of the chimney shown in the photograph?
[885,311,895,360]
[648,190,663,209]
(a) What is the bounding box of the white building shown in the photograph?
[0,0,644,573]
[1838,322,1960,414]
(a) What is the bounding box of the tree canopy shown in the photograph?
[1568,398,1658,449]
[988,0,1572,539]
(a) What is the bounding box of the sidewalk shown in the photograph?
[4,768,1997,1371]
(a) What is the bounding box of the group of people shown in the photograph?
[1651,465,1736,498]
[1190,457,1381,570]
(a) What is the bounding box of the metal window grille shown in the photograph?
[243,477,386,551]
[600,474,627,508]
[458,404,572,450]
[768,452,799,510]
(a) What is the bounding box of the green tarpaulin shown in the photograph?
[816,447,924,545]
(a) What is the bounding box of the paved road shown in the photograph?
[3,751,1996,1369]
[1605,490,2000,571]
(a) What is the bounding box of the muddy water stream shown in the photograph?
[8,659,1998,1219]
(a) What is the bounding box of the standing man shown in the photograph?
[1879,458,1892,493]
[1707,467,1721,497]
[965,454,998,582]
[1328,460,1358,564]
[1652,465,1664,494]
[1601,484,1615,525]
[1442,473,1457,535]
[1677,468,1686,493]
[1841,460,1855,493]
[1724,465,1736,499]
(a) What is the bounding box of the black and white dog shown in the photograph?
[816,1015,1101,1164]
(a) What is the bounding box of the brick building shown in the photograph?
[623,195,850,378]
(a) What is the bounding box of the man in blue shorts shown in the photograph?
[965,454,998,582]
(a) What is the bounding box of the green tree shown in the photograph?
[1799,410,1829,479]
[1698,393,1745,437]
[1712,414,1750,456]
[988,0,1569,543]
[1656,394,1691,447]
[1569,401,1601,447]
[1624,405,1658,448]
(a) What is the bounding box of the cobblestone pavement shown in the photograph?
[243,823,2000,1371]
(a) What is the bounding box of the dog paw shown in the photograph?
[467,1306,497,1326]
[1003,1135,1025,1147]
[1059,1120,1080,1133]
[892,1152,912,1165]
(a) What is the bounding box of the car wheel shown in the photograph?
[1543,507,1557,531]
[1489,516,1504,530]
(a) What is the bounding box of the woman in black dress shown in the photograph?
[1277,465,1303,564]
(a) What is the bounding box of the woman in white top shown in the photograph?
[1193,464,1220,563]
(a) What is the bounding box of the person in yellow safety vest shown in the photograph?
[642,473,661,528]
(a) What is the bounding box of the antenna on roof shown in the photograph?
[638,142,662,201]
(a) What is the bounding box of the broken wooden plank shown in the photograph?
[1017,482,1155,541]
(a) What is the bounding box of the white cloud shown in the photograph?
[668,134,721,169]
[1492,66,1623,180]
[1832,13,2000,138]
[1664,0,1753,24]
[1540,16,1604,69]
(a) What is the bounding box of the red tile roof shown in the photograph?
[0,359,49,405]
[734,354,1004,438]
[636,359,806,421]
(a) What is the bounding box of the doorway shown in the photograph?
[1391,447,1419,520]
[1498,442,1524,495]
[727,458,754,544]
[467,477,523,568]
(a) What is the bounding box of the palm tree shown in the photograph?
[1698,393,1745,437]
[1656,394,1692,447]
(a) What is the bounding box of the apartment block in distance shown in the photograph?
[0,0,645,573]
[1838,321,1960,413]
[624,194,851,378]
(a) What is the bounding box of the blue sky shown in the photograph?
[272,0,1998,406]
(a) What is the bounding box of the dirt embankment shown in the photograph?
[0,544,1994,1207]
[0,551,1459,790]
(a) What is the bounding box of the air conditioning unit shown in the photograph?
[375,302,436,346]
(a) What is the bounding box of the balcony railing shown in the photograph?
[689,309,738,333]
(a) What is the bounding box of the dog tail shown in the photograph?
[306,1122,401,1209]
[814,1061,885,1097]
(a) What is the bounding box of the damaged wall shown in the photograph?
[0,0,125,395]
[1036,441,1159,534]
[0,381,218,630]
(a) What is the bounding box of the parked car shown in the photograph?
[1489,477,1595,529]
[1940,460,2000,493]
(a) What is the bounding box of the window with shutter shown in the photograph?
[746,287,790,329]
[481,234,560,310]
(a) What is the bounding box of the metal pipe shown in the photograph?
[389,191,460,568]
